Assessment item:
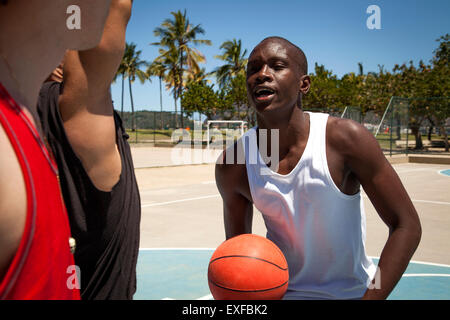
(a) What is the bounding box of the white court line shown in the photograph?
[141,186,449,209]
[196,294,213,300]
[142,193,450,208]
[362,194,450,206]
[160,294,213,301]
[411,199,450,206]
[138,250,450,268]
[407,260,450,268]
[139,251,450,269]
[368,256,450,268]
[141,194,220,208]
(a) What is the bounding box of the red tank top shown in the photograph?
[0,83,80,300]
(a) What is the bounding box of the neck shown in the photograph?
[256,104,308,148]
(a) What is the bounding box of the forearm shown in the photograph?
[224,209,253,240]
[362,225,421,299]
[65,0,132,94]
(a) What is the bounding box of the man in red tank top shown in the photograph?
[0,0,112,299]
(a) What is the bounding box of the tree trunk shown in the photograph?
[428,125,434,142]
[180,87,184,128]
[121,73,125,119]
[179,48,184,129]
[173,92,178,128]
[427,117,435,141]
[159,76,163,130]
[440,124,449,152]
[396,117,401,140]
[129,77,136,131]
[410,125,423,149]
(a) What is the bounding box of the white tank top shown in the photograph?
[242,112,377,299]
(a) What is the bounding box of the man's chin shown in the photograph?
[253,101,279,114]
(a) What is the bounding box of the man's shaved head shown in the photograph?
[252,36,308,76]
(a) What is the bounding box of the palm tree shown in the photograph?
[214,39,248,88]
[186,67,213,86]
[154,44,182,128]
[358,62,364,76]
[121,42,148,131]
[152,9,211,128]
[113,56,127,118]
[147,59,166,129]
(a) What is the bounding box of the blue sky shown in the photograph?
[111,0,450,113]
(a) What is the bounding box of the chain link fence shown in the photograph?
[120,97,450,155]
[340,97,450,155]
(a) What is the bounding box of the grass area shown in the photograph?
[375,133,415,150]
[125,129,447,153]
[125,129,173,143]
[125,128,239,144]
[375,133,448,151]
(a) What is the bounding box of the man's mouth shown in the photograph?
[254,87,276,101]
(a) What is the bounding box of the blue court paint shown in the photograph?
[371,258,450,300]
[439,169,450,177]
[134,249,213,300]
[389,276,450,300]
[134,250,450,300]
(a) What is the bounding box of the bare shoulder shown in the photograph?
[327,116,369,146]
[326,114,392,187]
[326,115,381,157]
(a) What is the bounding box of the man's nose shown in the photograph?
[256,65,273,83]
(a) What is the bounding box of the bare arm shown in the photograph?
[58,0,132,191]
[332,119,422,299]
[215,149,254,239]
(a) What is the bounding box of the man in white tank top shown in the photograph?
[215,36,422,300]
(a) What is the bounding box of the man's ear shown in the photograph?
[299,75,310,94]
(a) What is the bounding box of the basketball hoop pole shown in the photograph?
[207,121,210,150]
[375,97,394,137]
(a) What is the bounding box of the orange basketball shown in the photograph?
[208,234,289,300]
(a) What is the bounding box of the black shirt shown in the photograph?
[37,82,141,300]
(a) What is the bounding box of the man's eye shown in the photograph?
[247,66,258,74]
[273,64,285,70]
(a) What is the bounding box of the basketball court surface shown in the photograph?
[131,148,450,300]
